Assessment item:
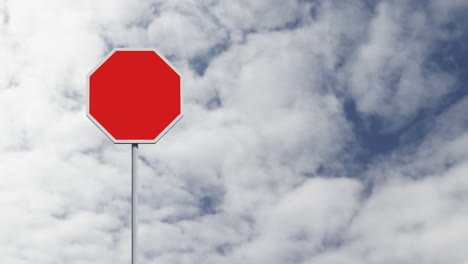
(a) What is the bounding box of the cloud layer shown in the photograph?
[1,0,468,263]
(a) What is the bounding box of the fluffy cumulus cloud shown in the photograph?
[1,0,468,263]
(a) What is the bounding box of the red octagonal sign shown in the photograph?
[87,48,182,144]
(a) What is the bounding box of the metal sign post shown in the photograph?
[132,144,139,264]
[87,49,182,263]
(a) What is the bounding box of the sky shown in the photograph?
[1,0,468,263]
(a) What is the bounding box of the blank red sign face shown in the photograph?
[87,49,182,143]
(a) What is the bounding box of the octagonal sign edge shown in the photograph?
[86,48,183,144]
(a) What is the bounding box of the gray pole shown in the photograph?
[132,143,139,264]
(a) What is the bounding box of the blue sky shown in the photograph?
[1,0,468,263]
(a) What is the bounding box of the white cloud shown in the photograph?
[309,159,468,264]
[345,1,456,132]
[228,177,362,264]
[304,96,468,263]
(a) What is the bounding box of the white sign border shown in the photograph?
[86,48,184,144]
